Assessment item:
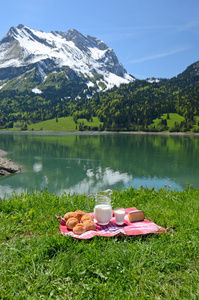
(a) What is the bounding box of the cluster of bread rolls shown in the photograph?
[64,210,96,235]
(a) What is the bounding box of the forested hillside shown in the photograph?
[89,70,199,132]
[1,61,199,132]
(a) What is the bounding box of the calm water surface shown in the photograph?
[0,132,199,198]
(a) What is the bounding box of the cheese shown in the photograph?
[128,210,145,222]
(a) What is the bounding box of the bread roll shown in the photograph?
[73,223,86,235]
[64,212,78,222]
[83,220,96,231]
[66,217,79,230]
[75,210,86,221]
[81,214,93,223]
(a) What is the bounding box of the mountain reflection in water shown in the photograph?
[0,132,198,198]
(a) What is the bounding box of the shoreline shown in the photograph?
[0,129,199,136]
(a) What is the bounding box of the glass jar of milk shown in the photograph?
[88,190,113,225]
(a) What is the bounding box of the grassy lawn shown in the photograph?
[27,116,102,131]
[0,187,199,299]
[2,113,199,133]
[153,113,185,130]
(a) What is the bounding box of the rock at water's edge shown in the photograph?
[0,149,21,176]
[0,149,8,157]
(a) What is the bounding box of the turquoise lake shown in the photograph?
[0,132,199,199]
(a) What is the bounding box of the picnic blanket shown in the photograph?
[56,207,166,240]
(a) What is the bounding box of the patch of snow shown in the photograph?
[88,47,107,60]
[87,81,94,88]
[0,83,7,90]
[147,78,160,83]
[75,95,81,100]
[103,72,135,90]
[0,58,21,68]
[32,88,42,94]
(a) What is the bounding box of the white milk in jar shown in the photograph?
[94,204,112,225]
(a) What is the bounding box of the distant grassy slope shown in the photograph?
[2,113,199,132]
[27,116,102,131]
[153,113,185,129]
[27,113,199,133]
[153,113,199,132]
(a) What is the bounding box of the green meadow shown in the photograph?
[8,113,197,132]
[153,113,185,128]
[27,116,102,132]
[153,113,199,132]
[0,187,199,299]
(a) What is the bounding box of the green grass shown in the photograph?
[153,113,185,130]
[27,116,102,131]
[0,187,199,299]
[4,113,199,133]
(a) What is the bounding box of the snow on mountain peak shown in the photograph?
[0,24,134,89]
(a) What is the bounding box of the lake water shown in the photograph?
[0,132,199,199]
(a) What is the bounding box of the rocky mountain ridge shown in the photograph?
[0,24,134,94]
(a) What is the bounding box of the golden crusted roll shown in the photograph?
[73,223,87,235]
[83,220,96,231]
[64,212,78,222]
[75,210,86,221]
[66,217,79,230]
[81,214,93,223]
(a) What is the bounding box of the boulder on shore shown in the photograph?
[0,149,21,176]
[0,149,8,157]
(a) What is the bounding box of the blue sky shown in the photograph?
[0,0,199,79]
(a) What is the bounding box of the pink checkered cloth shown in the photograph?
[56,207,166,240]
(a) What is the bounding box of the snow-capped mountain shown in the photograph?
[0,24,134,93]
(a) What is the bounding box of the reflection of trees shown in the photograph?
[1,133,199,193]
